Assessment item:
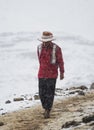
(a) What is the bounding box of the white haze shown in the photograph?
[0,0,94,40]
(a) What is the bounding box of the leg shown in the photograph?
[39,78,47,109]
[44,78,56,110]
[38,78,56,118]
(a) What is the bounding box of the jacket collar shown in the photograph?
[42,42,53,48]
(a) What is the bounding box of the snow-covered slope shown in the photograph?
[0,32,94,114]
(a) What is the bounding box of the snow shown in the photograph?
[0,31,94,114]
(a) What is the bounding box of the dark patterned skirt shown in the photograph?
[38,78,56,110]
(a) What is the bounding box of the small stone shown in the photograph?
[66,88,69,91]
[2,113,7,115]
[0,122,4,126]
[13,97,24,102]
[34,95,40,100]
[82,114,94,123]
[29,97,33,101]
[89,122,94,126]
[62,120,80,128]
[69,87,76,90]
[55,88,63,92]
[69,91,75,94]
[77,85,88,90]
[78,91,85,96]
[5,100,11,104]
[77,108,83,112]
[90,83,94,90]
[0,108,3,111]
[69,90,80,94]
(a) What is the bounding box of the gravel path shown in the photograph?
[0,91,94,130]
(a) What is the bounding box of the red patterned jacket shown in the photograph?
[37,42,64,78]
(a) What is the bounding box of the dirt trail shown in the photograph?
[0,91,94,130]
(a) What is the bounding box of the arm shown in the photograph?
[56,47,64,80]
[37,44,42,64]
[37,45,40,63]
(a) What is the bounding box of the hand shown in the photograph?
[60,73,64,80]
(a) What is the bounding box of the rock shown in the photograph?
[0,108,3,111]
[55,88,63,92]
[69,90,85,96]
[62,120,80,128]
[66,88,69,91]
[34,95,40,100]
[69,87,76,90]
[55,92,62,96]
[2,113,7,115]
[82,114,94,123]
[5,100,11,104]
[76,108,83,112]
[90,83,94,90]
[69,90,81,95]
[13,97,24,102]
[21,95,27,100]
[78,91,85,96]
[69,91,76,94]
[89,122,94,126]
[0,122,4,126]
[28,97,33,101]
[69,85,88,90]
[77,85,88,90]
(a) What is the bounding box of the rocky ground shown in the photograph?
[0,86,94,130]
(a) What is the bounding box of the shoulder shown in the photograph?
[52,42,61,50]
[37,43,42,47]
[37,43,43,50]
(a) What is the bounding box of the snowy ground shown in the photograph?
[0,31,94,114]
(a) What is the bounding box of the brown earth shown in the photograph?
[0,91,94,130]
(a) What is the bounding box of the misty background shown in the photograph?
[0,0,94,114]
[0,0,94,41]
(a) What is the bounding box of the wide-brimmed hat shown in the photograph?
[38,31,55,42]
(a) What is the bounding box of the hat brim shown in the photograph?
[37,37,56,42]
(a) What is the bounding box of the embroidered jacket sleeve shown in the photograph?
[37,44,42,64]
[56,47,64,74]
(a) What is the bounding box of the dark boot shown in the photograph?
[44,109,50,119]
